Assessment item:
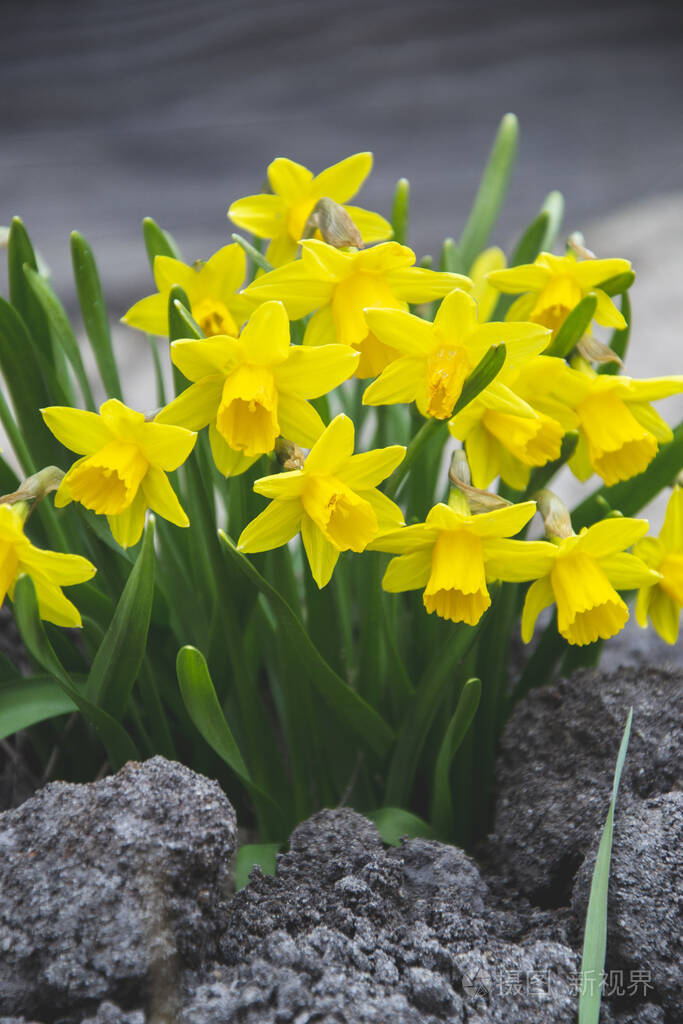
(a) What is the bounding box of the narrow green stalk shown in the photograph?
[385,417,446,500]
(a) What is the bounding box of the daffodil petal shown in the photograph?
[577,517,649,558]
[29,577,83,628]
[228,194,286,238]
[386,268,471,303]
[465,423,501,489]
[592,288,627,329]
[19,548,95,587]
[358,488,405,531]
[628,402,673,443]
[362,356,423,406]
[209,424,261,477]
[108,490,147,549]
[469,322,550,365]
[268,157,314,200]
[170,338,242,382]
[568,431,594,482]
[277,394,325,447]
[337,446,405,489]
[136,421,196,471]
[274,344,359,397]
[41,407,113,455]
[521,574,555,642]
[469,501,537,538]
[660,486,683,551]
[622,374,683,402]
[301,515,339,588]
[311,152,372,202]
[504,293,537,322]
[155,377,223,431]
[343,205,393,243]
[433,288,478,339]
[121,292,169,335]
[572,258,631,290]
[382,550,432,592]
[153,255,196,294]
[363,308,434,355]
[202,243,248,294]
[484,539,557,583]
[253,470,306,499]
[303,305,338,347]
[265,232,300,267]
[244,263,334,319]
[240,301,291,365]
[237,498,303,553]
[140,467,188,527]
[599,552,660,589]
[487,264,550,294]
[648,587,680,644]
[300,240,352,280]
[304,414,355,475]
[368,522,439,553]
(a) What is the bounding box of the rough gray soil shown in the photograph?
[0,664,680,1023]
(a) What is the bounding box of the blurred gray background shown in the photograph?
[2,0,682,660]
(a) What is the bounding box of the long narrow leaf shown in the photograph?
[578,709,633,1024]
[598,292,631,376]
[231,233,274,275]
[367,807,436,846]
[12,575,138,767]
[458,113,519,272]
[142,216,181,268]
[85,518,155,718]
[24,265,96,409]
[545,295,597,358]
[71,231,123,399]
[0,674,77,740]
[430,677,481,838]
[391,178,410,246]
[7,218,52,365]
[219,531,395,758]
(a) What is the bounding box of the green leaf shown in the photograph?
[0,675,77,741]
[0,297,58,469]
[544,294,597,358]
[219,531,395,759]
[231,233,274,275]
[452,343,506,416]
[538,190,565,250]
[595,270,635,297]
[234,843,280,890]
[598,292,631,376]
[23,265,97,410]
[176,645,251,783]
[438,237,462,275]
[578,709,632,1024]
[171,298,204,340]
[142,216,181,269]
[458,113,519,272]
[12,575,138,767]
[572,420,683,529]
[367,807,436,846]
[85,518,155,718]
[391,178,410,246]
[430,678,481,838]
[71,231,123,399]
[7,218,52,366]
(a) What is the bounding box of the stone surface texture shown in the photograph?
[0,757,236,1020]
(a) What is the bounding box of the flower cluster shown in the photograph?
[3,148,680,658]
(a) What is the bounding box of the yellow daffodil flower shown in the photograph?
[486,517,659,646]
[243,240,471,378]
[487,250,631,336]
[0,502,95,627]
[122,244,255,338]
[448,355,575,490]
[156,301,359,477]
[369,494,538,625]
[238,414,405,588]
[530,356,683,486]
[634,485,683,643]
[228,153,392,267]
[42,400,196,548]
[362,289,549,419]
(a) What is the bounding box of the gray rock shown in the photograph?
[491,665,682,903]
[187,808,581,1023]
[572,792,683,1016]
[80,1004,146,1024]
[0,756,236,1021]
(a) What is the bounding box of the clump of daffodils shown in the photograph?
[2,115,681,852]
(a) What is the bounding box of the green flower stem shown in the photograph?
[384,417,447,501]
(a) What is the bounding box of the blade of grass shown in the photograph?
[430,677,481,839]
[71,231,123,399]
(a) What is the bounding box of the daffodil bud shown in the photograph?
[535,488,574,540]
[0,466,64,507]
[576,334,623,368]
[449,450,512,514]
[275,436,306,471]
[302,198,363,250]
